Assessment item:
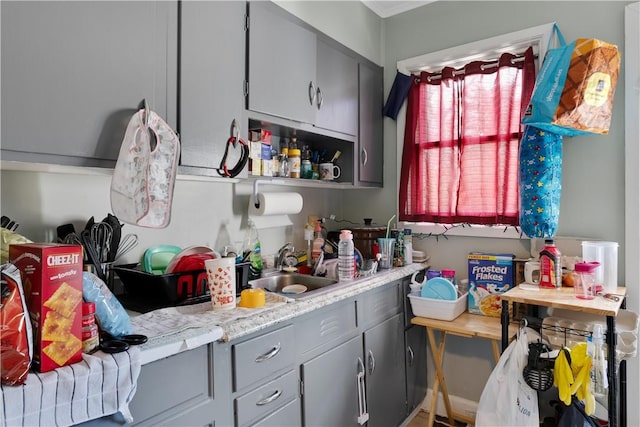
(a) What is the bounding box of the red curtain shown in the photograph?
[399,47,535,225]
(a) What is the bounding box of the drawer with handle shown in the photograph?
[234,370,298,427]
[232,325,294,392]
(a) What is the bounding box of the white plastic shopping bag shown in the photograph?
[476,326,539,427]
[110,105,180,229]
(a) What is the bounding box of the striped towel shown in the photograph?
[0,347,141,427]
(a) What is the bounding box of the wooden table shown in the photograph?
[411,312,518,427]
[501,286,628,427]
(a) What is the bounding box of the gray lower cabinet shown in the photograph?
[364,313,406,427]
[0,1,178,168]
[179,1,247,174]
[405,325,428,415]
[357,61,384,187]
[300,335,363,427]
[402,272,428,414]
[297,281,408,427]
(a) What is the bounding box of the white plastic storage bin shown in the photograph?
[408,292,468,321]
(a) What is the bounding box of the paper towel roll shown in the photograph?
[249,192,303,216]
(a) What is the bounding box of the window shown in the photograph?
[396,23,555,238]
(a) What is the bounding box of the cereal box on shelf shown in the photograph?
[467,252,515,317]
[9,243,83,372]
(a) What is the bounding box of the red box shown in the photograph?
[9,243,84,372]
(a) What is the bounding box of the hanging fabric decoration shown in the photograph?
[382,71,412,120]
[111,102,180,229]
[519,125,563,238]
[522,24,620,136]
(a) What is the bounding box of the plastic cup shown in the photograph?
[581,241,618,292]
[205,257,236,310]
[377,238,395,269]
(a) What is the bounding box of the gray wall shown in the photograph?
[368,0,634,415]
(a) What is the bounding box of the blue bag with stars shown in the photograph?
[519,125,563,238]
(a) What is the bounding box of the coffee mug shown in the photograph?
[524,260,541,285]
[319,163,340,180]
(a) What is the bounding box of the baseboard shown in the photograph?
[421,388,479,424]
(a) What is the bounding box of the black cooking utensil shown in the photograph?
[101,214,122,262]
[81,229,107,282]
[56,223,76,242]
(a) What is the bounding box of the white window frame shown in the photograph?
[395,23,556,239]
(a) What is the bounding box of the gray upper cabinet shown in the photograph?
[179,1,246,173]
[247,2,359,138]
[1,1,178,168]
[357,61,384,186]
[314,38,358,136]
[247,1,317,125]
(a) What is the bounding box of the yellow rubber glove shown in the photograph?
[553,347,574,405]
[569,342,595,416]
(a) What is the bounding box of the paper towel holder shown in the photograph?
[253,178,286,209]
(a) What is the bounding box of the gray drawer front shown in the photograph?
[235,370,298,427]
[233,325,294,391]
[253,397,300,427]
[360,281,402,329]
[295,300,357,356]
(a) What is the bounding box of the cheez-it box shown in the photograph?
[9,243,84,372]
[467,252,514,317]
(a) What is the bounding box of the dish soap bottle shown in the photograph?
[244,218,263,280]
[539,239,561,288]
[338,229,355,281]
[312,220,324,262]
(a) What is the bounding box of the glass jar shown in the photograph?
[288,148,301,178]
[279,148,290,177]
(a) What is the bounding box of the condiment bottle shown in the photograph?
[312,221,324,262]
[539,239,561,288]
[441,269,457,289]
[288,148,301,178]
[81,302,99,354]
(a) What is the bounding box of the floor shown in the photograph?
[407,410,470,427]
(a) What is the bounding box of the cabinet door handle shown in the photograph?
[316,87,323,110]
[357,357,369,425]
[361,147,368,166]
[256,389,282,406]
[308,81,316,106]
[367,349,376,375]
[407,345,415,367]
[255,343,281,362]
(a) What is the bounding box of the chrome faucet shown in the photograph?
[275,242,295,271]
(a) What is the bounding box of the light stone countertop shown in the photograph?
[132,263,427,364]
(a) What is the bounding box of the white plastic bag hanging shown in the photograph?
[476,325,539,427]
[110,103,180,229]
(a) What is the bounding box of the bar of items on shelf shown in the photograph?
[248,129,341,181]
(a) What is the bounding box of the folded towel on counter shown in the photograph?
[0,347,141,427]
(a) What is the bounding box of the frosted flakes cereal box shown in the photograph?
[10,243,83,372]
[467,253,514,317]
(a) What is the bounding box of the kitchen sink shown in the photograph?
[249,273,340,299]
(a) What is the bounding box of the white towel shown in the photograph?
[0,347,141,427]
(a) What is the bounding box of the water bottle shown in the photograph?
[338,230,355,281]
